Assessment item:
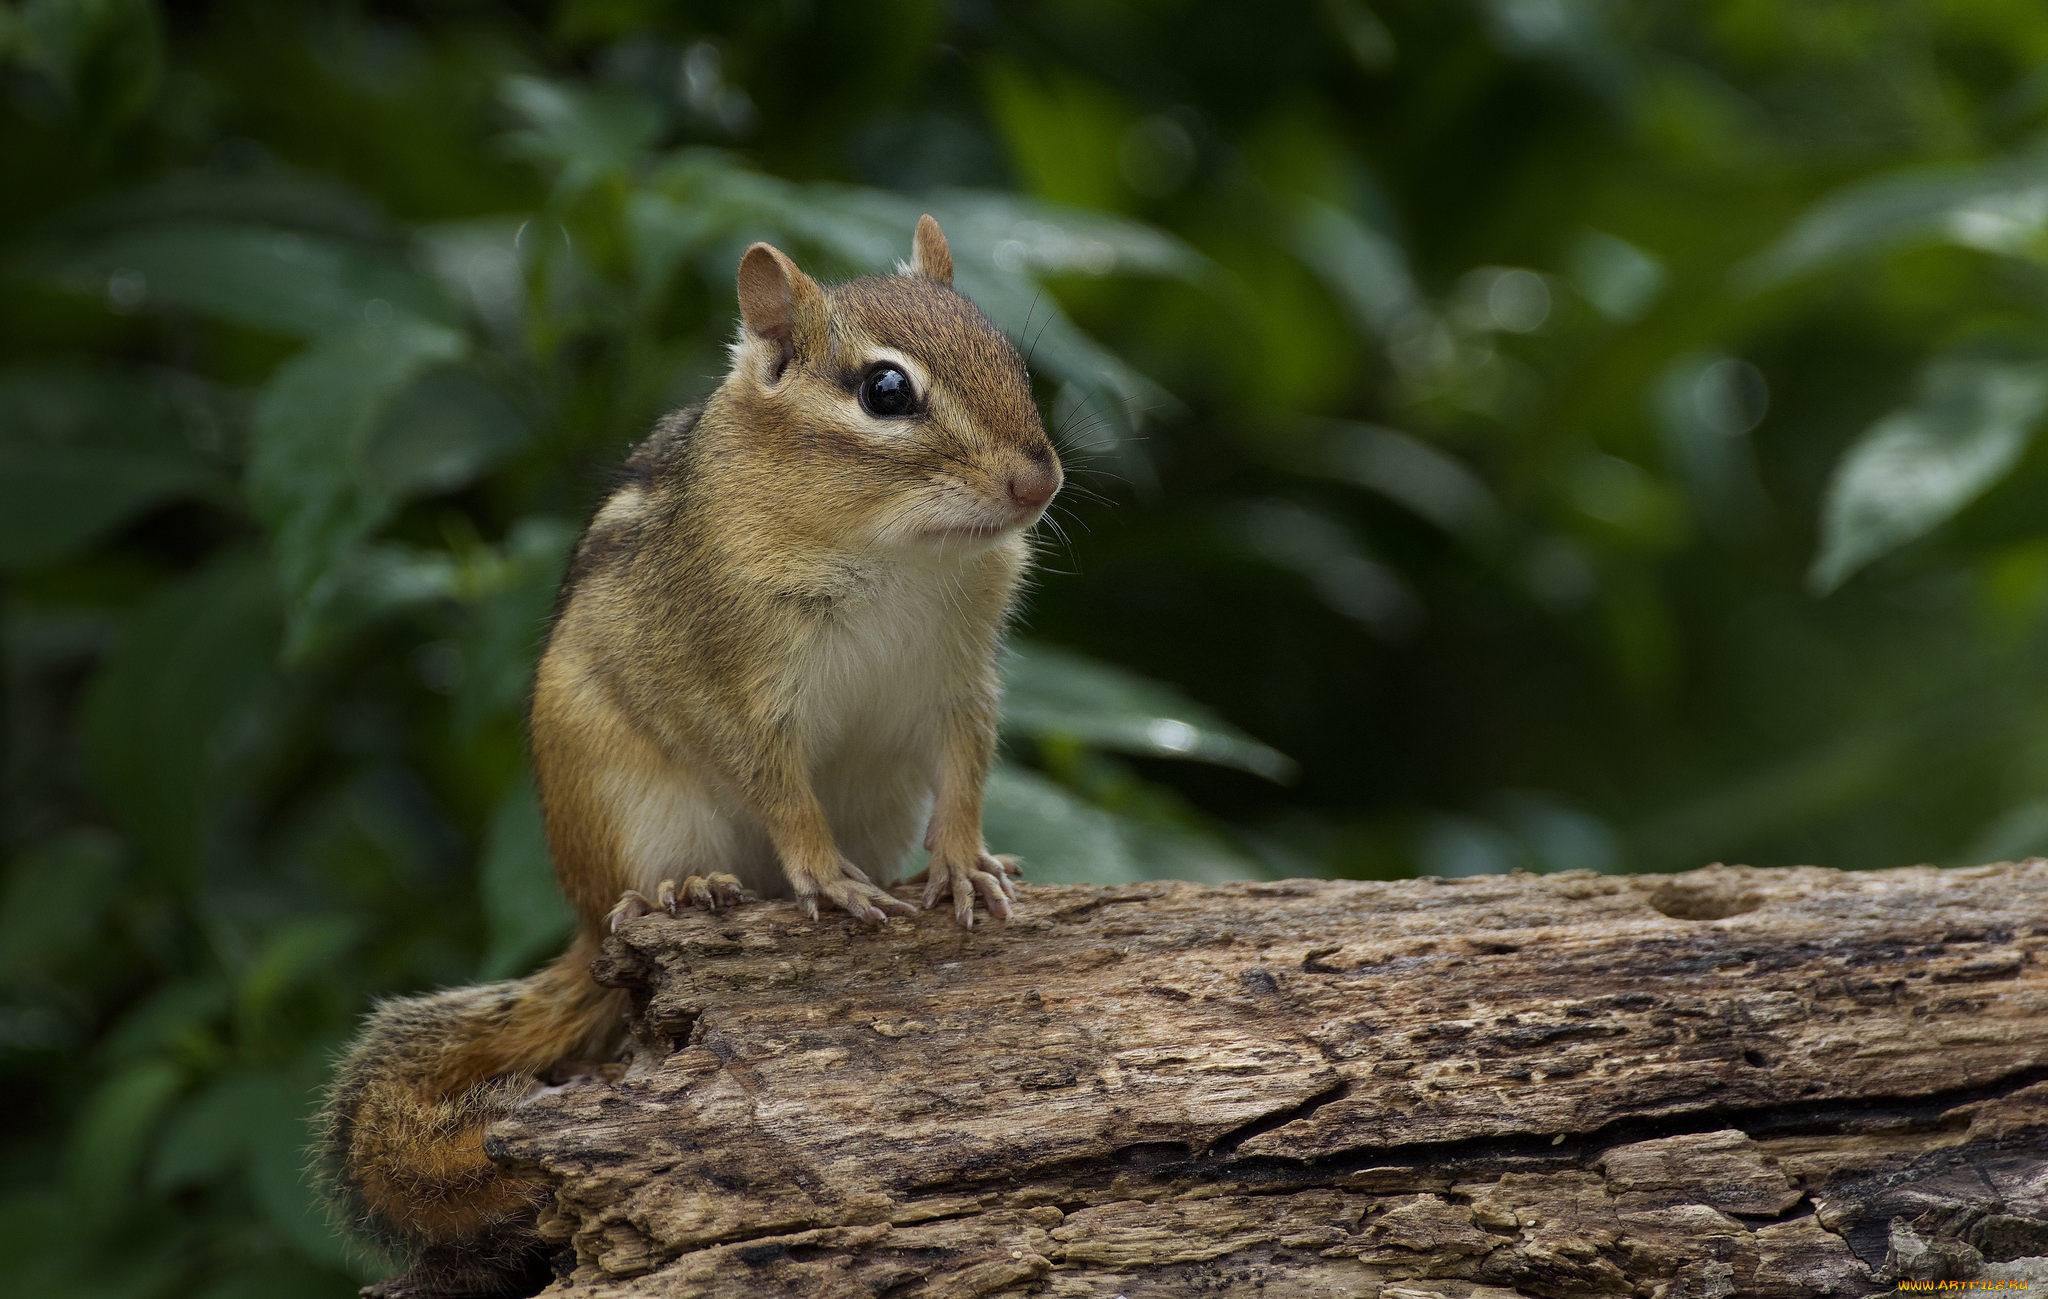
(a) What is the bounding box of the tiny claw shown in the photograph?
[798,858,915,924]
[656,878,681,914]
[978,855,1018,902]
[870,890,917,919]
[972,869,1013,920]
[712,874,758,908]
[921,851,1018,927]
[606,890,657,933]
[846,880,912,924]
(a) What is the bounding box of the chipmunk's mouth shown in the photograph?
[917,493,1048,544]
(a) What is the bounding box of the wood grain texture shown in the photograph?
[488,862,2048,1297]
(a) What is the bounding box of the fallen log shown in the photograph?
[487,861,2048,1297]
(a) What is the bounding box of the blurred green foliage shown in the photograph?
[6,0,2048,1293]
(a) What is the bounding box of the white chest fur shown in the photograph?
[782,559,976,768]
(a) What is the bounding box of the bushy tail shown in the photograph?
[320,932,626,1297]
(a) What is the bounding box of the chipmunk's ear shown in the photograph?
[737,242,824,379]
[911,214,953,287]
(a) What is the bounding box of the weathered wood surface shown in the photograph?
[493,862,2048,1297]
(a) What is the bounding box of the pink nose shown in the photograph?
[1008,467,1058,511]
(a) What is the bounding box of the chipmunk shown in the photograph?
[321,215,1061,1298]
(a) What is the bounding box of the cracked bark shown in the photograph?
[487,861,2048,1298]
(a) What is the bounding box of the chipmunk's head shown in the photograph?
[723,215,1061,555]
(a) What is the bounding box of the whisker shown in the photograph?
[1047,504,1097,536]
[1022,290,1045,371]
[1065,465,1128,484]
[1027,301,1055,371]
[1032,512,1083,575]
[1055,484,1115,507]
[1054,432,1124,456]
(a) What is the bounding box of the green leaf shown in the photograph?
[623,192,721,301]
[82,555,281,877]
[289,543,461,656]
[0,365,226,570]
[365,364,528,501]
[928,188,1199,279]
[1002,643,1296,781]
[0,831,126,985]
[39,220,445,338]
[418,216,529,329]
[983,764,1262,885]
[1745,150,2048,285]
[1322,422,1499,541]
[67,167,392,241]
[1118,821,1266,885]
[1560,451,1688,549]
[98,977,231,1064]
[1288,199,1425,340]
[240,1074,355,1267]
[982,763,1144,885]
[67,1059,185,1222]
[1567,229,1666,321]
[1960,797,2048,867]
[234,917,363,1050]
[149,1073,271,1191]
[1810,356,2048,592]
[1237,500,1422,638]
[246,315,468,647]
[16,0,163,131]
[981,63,1131,210]
[501,75,663,196]
[453,518,577,736]
[478,776,573,980]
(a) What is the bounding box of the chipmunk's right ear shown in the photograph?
[737,242,823,381]
[910,214,953,287]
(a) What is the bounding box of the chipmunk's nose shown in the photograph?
[1007,463,1059,511]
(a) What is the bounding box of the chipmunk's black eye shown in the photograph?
[859,364,918,418]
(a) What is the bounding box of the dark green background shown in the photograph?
[7,1,2048,1292]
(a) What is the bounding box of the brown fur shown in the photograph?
[321,218,1060,1296]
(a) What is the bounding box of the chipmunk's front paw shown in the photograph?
[920,851,1018,928]
[656,873,755,914]
[794,858,916,926]
[607,889,659,932]
[606,874,756,931]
